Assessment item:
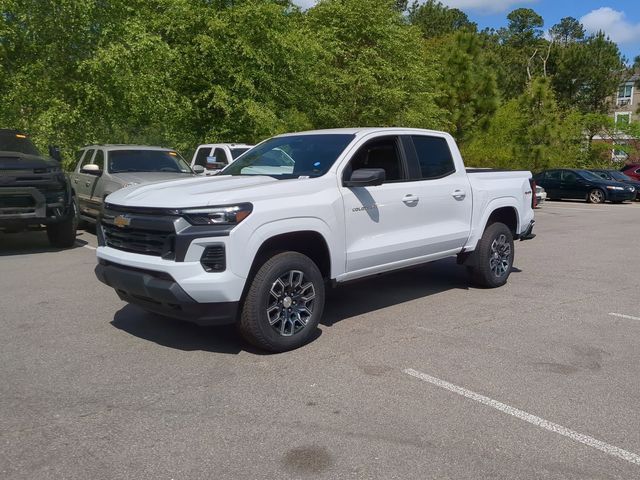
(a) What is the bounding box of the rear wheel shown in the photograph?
[46,199,78,248]
[469,222,514,288]
[587,189,605,204]
[239,252,325,352]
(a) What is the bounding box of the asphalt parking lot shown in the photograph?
[1,201,640,480]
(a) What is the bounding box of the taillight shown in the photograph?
[530,179,537,209]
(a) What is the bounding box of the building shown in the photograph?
[613,73,639,126]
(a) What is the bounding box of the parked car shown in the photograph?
[0,129,77,247]
[620,163,640,181]
[95,127,535,352]
[535,185,547,206]
[534,168,635,204]
[70,145,196,223]
[191,143,253,175]
[590,169,640,200]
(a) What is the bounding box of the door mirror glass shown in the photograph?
[192,165,205,174]
[81,164,101,175]
[344,168,386,187]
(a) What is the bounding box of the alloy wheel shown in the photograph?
[266,270,316,337]
[489,234,511,278]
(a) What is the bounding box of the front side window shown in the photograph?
[345,136,404,183]
[108,150,192,174]
[562,171,577,183]
[194,147,212,168]
[412,135,455,179]
[222,134,355,179]
[93,150,105,171]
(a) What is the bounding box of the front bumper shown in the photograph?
[95,260,239,326]
[518,220,536,241]
[607,189,636,202]
[0,185,72,226]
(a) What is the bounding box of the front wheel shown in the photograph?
[239,252,325,352]
[587,189,605,204]
[46,199,78,248]
[469,222,514,288]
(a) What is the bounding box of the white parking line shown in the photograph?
[75,241,96,251]
[609,312,640,321]
[404,368,640,466]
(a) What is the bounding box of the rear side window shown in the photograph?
[546,170,561,181]
[412,135,455,179]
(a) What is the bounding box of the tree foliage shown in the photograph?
[0,0,633,171]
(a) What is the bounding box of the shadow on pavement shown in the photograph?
[0,229,93,256]
[110,305,277,355]
[110,257,522,352]
[321,257,472,327]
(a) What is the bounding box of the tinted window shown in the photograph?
[80,149,95,169]
[213,147,229,165]
[562,171,577,182]
[412,135,455,179]
[108,150,191,174]
[194,147,211,168]
[546,170,561,181]
[93,150,104,171]
[347,137,403,182]
[223,134,354,179]
[0,131,40,156]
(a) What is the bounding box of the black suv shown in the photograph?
[0,129,77,247]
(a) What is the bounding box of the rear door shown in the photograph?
[403,134,473,254]
[541,170,561,198]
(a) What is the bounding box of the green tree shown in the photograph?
[549,17,585,45]
[407,0,476,39]
[437,32,497,143]
[306,0,444,128]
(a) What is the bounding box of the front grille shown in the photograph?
[201,245,226,272]
[102,224,174,257]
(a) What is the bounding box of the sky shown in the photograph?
[293,0,640,63]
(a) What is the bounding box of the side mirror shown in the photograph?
[192,165,205,174]
[81,164,101,176]
[48,145,62,163]
[343,168,386,187]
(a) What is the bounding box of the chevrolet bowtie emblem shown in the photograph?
[113,215,131,228]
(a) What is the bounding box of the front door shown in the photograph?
[73,149,95,216]
[340,136,426,274]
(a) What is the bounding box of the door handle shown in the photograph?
[73,178,78,184]
[403,194,419,205]
[85,181,91,187]
[452,189,466,200]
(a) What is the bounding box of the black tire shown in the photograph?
[46,199,78,248]
[469,222,514,289]
[587,188,605,204]
[239,252,325,352]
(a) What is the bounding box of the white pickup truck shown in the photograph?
[95,128,535,352]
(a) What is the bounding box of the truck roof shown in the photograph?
[81,144,174,151]
[275,127,451,137]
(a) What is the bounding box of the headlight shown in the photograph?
[123,182,140,188]
[181,203,253,226]
[606,186,623,190]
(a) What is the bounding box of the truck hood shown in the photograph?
[106,175,313,208]
[0,151,58,170]
[110,171,194,185]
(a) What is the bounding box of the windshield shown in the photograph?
[230,148,251,159]
[606,170,631,181]
[222,134,355,179]
[108,150,192,174]
[0,131,41,156]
